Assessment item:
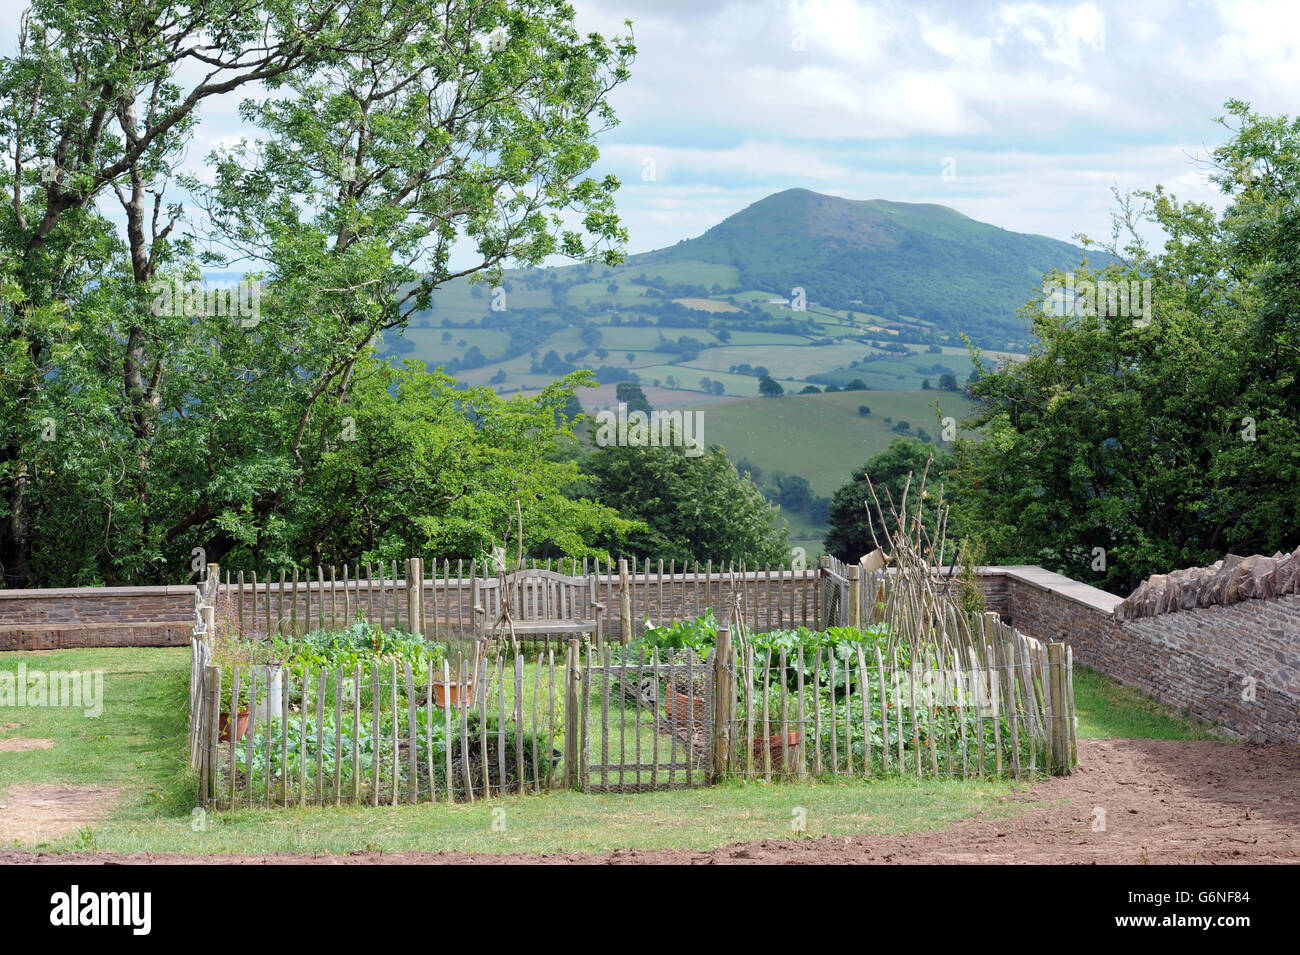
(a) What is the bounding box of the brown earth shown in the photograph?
[0,785,121,845]
[1,739,1297,864]
[0,738,54,752]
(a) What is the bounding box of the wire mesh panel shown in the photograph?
[819,565,848,628]
[580,647,714,792]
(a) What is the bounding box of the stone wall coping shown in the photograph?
[973,565,1124,615]
[0,567,1125,613]
[0,584,196,599]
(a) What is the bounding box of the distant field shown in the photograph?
[685,389,978,498]
[633,363,763,396]
[579,383,737,412]
[672,297,741,312]
[681,342,868,378]
[385,254,1022,413]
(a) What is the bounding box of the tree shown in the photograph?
[615,381,653,416]
[0,0,636,584]
[0,0,384,584]
[938,372,959,391]
[824,438,953,561]
[758,374,784,397]
[948,101,1300,593]
[857,405,871,416]
[774,473,813,513]
[581,443,788,565]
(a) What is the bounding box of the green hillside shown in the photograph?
[378,188,1089,407]
[366,190,1056,553]
[685,388,974,493]
[643,188,1098,348]
[669,389,978,555]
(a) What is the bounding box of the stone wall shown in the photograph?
[0,586,196,650]
[972,566,1299,744]
[0,570,821,650]
[4,564,1298,743]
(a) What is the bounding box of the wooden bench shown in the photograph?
[472,568,605,643]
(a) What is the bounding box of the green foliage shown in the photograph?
[615,381,653,415]
[641,608,721,652]
[270,621,443,675]
[949,102,1300,593]
[0,1,636,586]
[825,438,953,561]
[232,702,560,799]
[581,443,789,566]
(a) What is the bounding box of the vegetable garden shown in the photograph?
[188,560,1077,809]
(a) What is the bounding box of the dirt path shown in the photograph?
[3,740,1297,864]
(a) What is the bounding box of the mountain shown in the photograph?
[633,188,1095,346]
[389,188,1100,405]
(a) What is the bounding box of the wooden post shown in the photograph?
[1048,642,1068,775]
[417,557,427,638]
[1066,645,1078,768]
[713,625,732,781]
[564,637,581,789]
[618,558,632,645]
[405,558,419,633]
[847,563,861,630]
[202,665,220,807]
[200,563,218,647]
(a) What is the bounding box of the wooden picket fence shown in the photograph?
[205,556,828,645]
[720,616,1078,782]
[188,559,1078,809]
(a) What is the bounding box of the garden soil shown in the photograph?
[3,739,1297,864]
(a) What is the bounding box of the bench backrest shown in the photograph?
[474,569,596,625]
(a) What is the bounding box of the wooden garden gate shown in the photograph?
[577,648,714,791]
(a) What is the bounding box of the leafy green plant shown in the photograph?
[641,609,720,654]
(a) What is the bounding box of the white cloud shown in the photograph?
[0,0,1277,270]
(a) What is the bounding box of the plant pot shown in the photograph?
[749,729,801,762]
[663,689,708,726]
[432,680,474,709]
[219,708,250,743]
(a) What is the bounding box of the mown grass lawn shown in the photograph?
[1071,665,1226,741]
[1,645,1223,855]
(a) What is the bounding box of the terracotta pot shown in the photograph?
[663,690,708,725]
[749,730,801,762]
[432,680,474,708]
[219,708,250,743]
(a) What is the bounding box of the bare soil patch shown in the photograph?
[2,740,1297,864]
[0,785,121,845]
[0,738,54,752]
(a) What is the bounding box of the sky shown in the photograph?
[2,0,1296,261]
[566,0,1300,253]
